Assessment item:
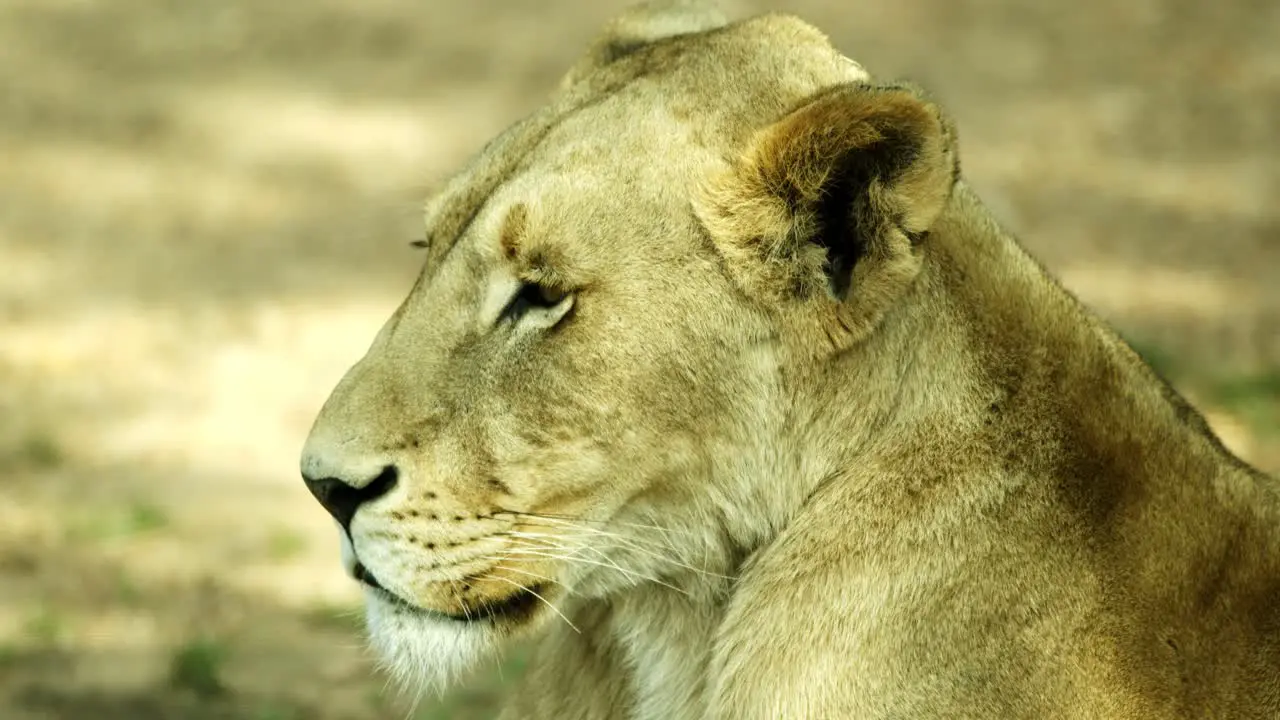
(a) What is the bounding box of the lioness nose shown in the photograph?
[302,465,399,529]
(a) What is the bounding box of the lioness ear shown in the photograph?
[698,82,959,351]
[560,1,729,89]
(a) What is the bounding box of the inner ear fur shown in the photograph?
[699,82,959,350]
[559,1,729,89]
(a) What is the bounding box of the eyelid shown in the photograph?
[499,280,574,327]
[533,281,570,305]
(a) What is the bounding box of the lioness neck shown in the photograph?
[781,176,1280,567]
[796,180,1198,487]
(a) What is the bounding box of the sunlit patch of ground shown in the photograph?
[0,0,1275,718]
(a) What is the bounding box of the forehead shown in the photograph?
[421,14,870,262]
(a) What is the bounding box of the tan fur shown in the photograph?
[300,3,1280,717]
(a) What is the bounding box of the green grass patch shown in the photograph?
[23,608,66,646]
[6,430,65,470]
[1123,335,1182,381]
[253,703,302,720]
[265,527,308,561]
[124,502,169,534]
[168,636,228,698]
[1208,370,1280,437]
[69,501,169,541]
[1210,371,1280,405]
[1122,333,1279,439]
[113,571,143,606]
[302,602,365,633]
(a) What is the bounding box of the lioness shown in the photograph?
[299,2,1280,717]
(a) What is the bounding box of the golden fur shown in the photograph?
[300,2,1280,717]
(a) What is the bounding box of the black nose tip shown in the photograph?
[302,465,399,529]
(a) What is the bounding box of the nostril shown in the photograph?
[302,465,399,530]
[363,464,399,502]
[303,477,362,529]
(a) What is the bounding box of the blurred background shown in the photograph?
[0,0,1276,718]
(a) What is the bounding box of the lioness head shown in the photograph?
[301,1,958,690]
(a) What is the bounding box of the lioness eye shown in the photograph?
[500,281,571,323]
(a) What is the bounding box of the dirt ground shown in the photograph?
[0,0,1276,718]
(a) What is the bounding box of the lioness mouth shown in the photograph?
[457,584,545,624]
[354,561,545,623]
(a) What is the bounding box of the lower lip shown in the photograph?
[363,580,547,625]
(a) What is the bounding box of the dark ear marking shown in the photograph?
[698,81,959,349]
[817,123,927,300]
[811,150,869,300]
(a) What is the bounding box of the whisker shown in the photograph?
[507,530,688,583]
[507,532,635,574]
[572,544,691,597]
[500,544,689,597]
[447,577,473,622]
[480,559,565,588]
[492,509,609,525]
[504,520,677,557]
[501,546,638,576]
[500,509,700,539]
[507,524,737,581]
[501,511,702,557]
[491,535,584,560]
[490,576,579,633]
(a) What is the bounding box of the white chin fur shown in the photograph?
[364,591,498,695]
